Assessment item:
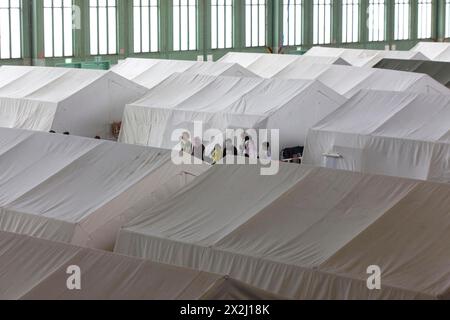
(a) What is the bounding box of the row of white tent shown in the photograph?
[1,135,450,300]
[0,231,281,300]
[114,163,450,300]
[0,53,449,183]
[303,42,450,65]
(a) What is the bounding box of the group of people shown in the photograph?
[179,131,272,164]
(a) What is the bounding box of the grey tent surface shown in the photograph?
[303,90,450,183]
[111,58,258,89]
[272,62,450,98]
[0,231,282,300]
[116,163,450,300]
[305,46,428,67]
[373,59,450,88]
[219,52,349,78]
[119,73,346,150]
[0,128,208,250]
[0,66,148,139]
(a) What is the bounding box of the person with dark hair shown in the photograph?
[94,136,101,140]
[223,139,238,157]
[63,132,70,135]
[260,142,272,160]
[191,137,205,161]
[49,130,56,133]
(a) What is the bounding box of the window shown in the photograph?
[283,0,302,46]
[173,0,197,51]
[0,0,21,59]
[211,0,233,49]
[447,0,450,38]
[394,0,410,40]
[44,0,73,57]
[313,0,332,45]
[133,0,159,53]
[90,0,117,55]
[342,0,359,43]
[245,0,266,47]
[368,0,385,41]
[417,0,432,39]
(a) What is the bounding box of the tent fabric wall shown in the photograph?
[115,164,450,300]
[272,63,450,98]
[412,42,450,62]
[219,52,349,78]
[374,59,450,88]
[303,90,450,183]
[0,231,281,300]
[0,66,148,139]
[112,58,258,89]
[119,73,346,150]
[0,128,208,250]
[305,47,428,67]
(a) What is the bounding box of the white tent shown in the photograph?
[305,46,428,67]
[111,58,258,89]
[119,73,346,150]
[0,231,281,300]
[0,66,147,139]
[272,63,450,98]
[219,52,349,77]
[0,128,208,250]
[116,163,450,300]
[303,90,450,183]
[411,42,450,62]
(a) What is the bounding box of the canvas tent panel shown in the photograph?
[412,42,450,60]
[0,128,208,249]
[303,90,450,183]
[120,73,346,150]
[111,58,258,90]
[273,63,450,98]
[0,66,148,139]
[374,59,450,88]
[116,164,450,299]
[0,231,282,300]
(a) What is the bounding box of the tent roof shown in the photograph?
[374,59,450,88]
[111,58,257,89]
[130,72,340,116]
[0,231,281,300]
[305,47,427,67]
[273,63,450,97]
[116,163,450,299]
[218,52,349,77]
[0,127,211,249]
[0,66,107,103]
[312,90,450,143]
[411,42,450,61]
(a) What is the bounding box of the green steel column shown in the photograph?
[411,0,418,41]
[303,0,314,48]
[436,0,446,41]
[360,0,369,44]
[271,0,282,53]
[334,0,342,45]
[31,0,45,65]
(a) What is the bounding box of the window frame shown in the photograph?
[394,0,411,40]
[313,0,333,45]
[342,0,360,43]
[44,0,73,58]
[282,0,303,47]
[417,0,433,39]
[367,0,386,42]
[133,0,160,54]
[245,0,267,48]
[211,0,233,50]
[89,0,118,56]
[173,0,198,52]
